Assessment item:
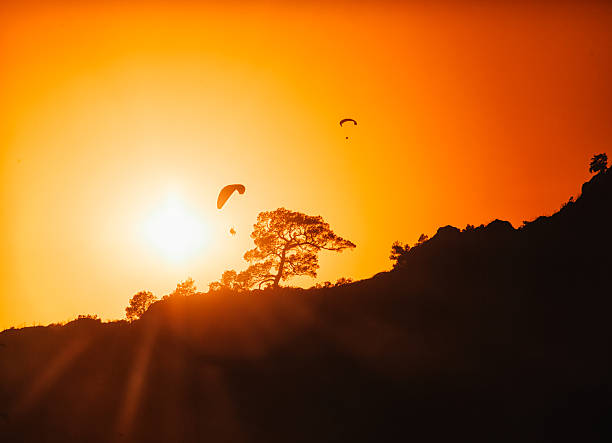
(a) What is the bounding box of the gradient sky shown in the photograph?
[1,0,611,329]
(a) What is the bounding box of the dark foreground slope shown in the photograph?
[1,171,611,443]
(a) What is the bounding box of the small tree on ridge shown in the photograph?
[163,278,198,300]
[126,291,158,321]
[589,153,608,175]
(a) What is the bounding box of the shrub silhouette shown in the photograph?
[389,233,432,269]
[416,233,429,244]
[310,277,354,289]
[389,241,410,269]
[208,270,251,292]
[589,153,608,174]
[162,278,199,300]
[125,290,157,321]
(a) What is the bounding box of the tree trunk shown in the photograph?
[273,246,288,288]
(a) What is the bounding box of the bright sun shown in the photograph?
[143,196,208,262]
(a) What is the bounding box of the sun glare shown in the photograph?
[143,196,208,262]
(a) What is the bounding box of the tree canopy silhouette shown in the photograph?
[125,291,157,321]
[417,233,429,244]
[244,208,355,288]
[212,208,355,290]
[589,153,608,174]
[208,270,251,292]
[163,278,199,300]
[389,232,432,269]
[389,241,411,269]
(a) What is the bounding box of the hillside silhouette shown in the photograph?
[1,169,611,442]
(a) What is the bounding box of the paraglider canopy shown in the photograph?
[339,118,357,127]
[217,184,245,209]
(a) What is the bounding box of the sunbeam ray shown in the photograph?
[12,337,90,416]
[115,322,158,440]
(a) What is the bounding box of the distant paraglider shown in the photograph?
[229,227,236,236]
[217,184,245,209]
[339,118,357,127]
[339,118,357,139]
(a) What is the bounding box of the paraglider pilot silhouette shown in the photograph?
[218,184,245,235]
[340,118,357,139]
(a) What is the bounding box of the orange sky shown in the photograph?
[1,1,611,329]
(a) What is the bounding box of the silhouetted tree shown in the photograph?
[310,277,354,289]
[389,241,411,269]
[125,291,158,321]
[390,241,410,260]
[417,234,429,244]
[316,281,334,289]
[389,233,429,269]
[589,153,608,174]
[239,208,356,289]
[163,278,199,300]
[208,270,251,292]
[334,277,354,286]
